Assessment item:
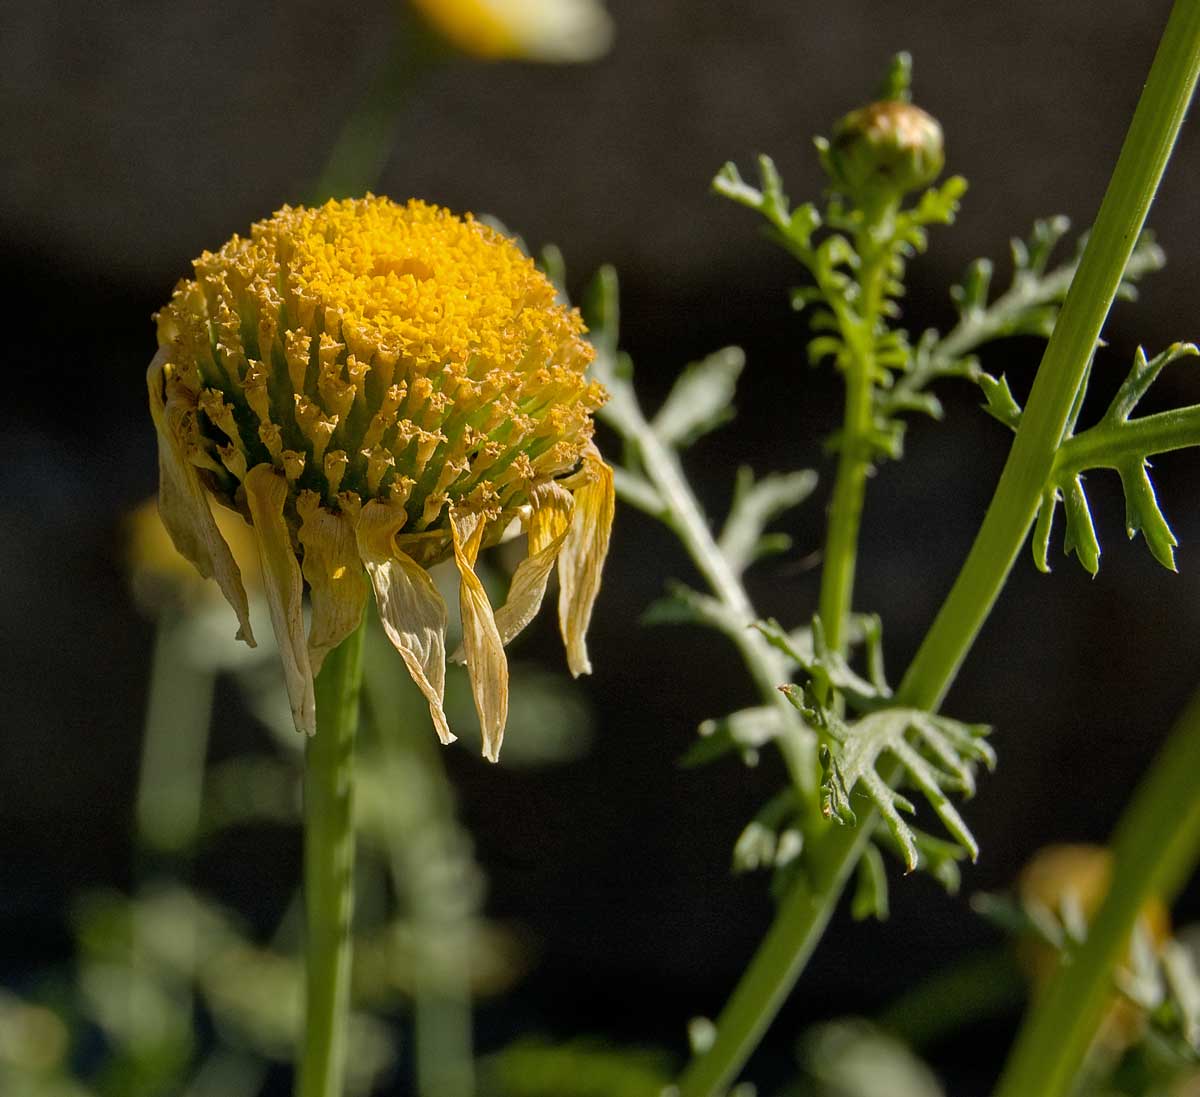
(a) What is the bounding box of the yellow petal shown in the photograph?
[450,509,509,762]
[356,499,454,744]
[557,445,614,677]
[296,491,368,676]
[146,348,255,646]
[243,463,315,735]
[492,482,574,646]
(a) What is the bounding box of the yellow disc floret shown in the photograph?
[148,197,613,759]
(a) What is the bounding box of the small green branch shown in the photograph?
[1055,402,1200,475]
[599,381,817,799]
[992,686,1200,1097]
[298,616,367,1097]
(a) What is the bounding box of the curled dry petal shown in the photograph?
[356,499,453,744]
[296,492,368,676]
[243,464,315,734]
[492,483,575,646]
[146,349,255,645]
[451,508,509,762]
[557,445,615,677]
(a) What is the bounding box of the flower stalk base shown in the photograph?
[298,614,367,1097]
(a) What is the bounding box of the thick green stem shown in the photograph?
[298,617,367,1097]
[899,0,1200,712]
[674,5,1200,1092]
[993,686,1200,1097]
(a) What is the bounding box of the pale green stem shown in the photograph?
[363,625,476,1097]
[674,3,1200,1091]
[136,611,215,856]
[132,610,217,1090]
[601,392,816,801]
[309,18,439,204]
[993,686,1200,1097]
[298,617,367,1097]
[875,949,1023,1050]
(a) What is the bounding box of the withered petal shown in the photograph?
[243,463,315,734]
[557,444,615,677]
[146,348,255,646]
[296,491,368,676]
[356,499,454,744]
[451,508,509,762]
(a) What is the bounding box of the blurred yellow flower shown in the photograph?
[126,495,263,614]
[1017,843,1170,1050]
[409,0,613,62]
[149,196,613,760]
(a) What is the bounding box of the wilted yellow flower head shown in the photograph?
[149,196,613,760]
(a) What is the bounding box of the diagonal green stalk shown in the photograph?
[675,3,1200,1093]
[993,685,1200,1097]
[298,615,367,1097]
[899,0,1200,712]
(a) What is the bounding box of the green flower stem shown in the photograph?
[993,685,1200,1097]
[816,355,874,656]
[675,4,1200,1093]
[899,0,1200,713]
[136,610,216,856]
[309,15,440,204]
[817,203,896,654]
[1055,402,1200,475]
[875,949,1023,1050]
[133,609,217,1091]
[298,616,367,1097]
[362,624,477,1097]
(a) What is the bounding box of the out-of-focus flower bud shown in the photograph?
[1016,843,1170,1052]
[818,99,944,206]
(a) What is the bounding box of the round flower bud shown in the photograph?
[148,196,614,759]
[820,99,944,204]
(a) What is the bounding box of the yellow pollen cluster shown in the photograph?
[148,197,614,760]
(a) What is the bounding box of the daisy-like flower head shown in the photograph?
[409,0,613,63]
[149,196,613,760]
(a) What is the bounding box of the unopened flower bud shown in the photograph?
[819,99,944,204]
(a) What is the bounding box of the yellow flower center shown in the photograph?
[154,196,604,557]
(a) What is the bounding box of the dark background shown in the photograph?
[4,1,1200,1093]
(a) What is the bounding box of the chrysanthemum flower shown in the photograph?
[148,196,613,760]
[409,0,613,63]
